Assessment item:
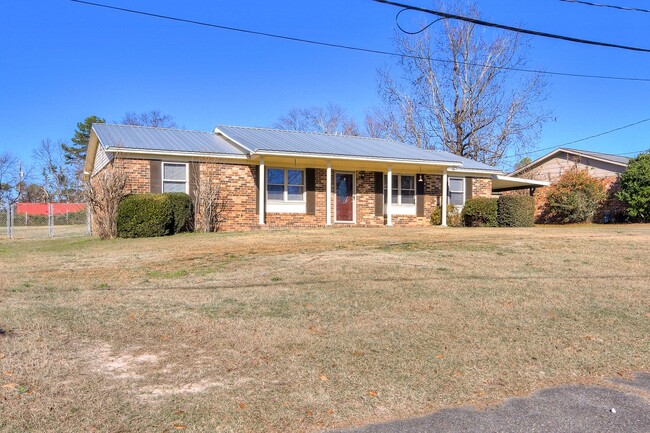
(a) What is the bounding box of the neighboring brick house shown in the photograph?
[83,124,542,231]
[507,148,630,222]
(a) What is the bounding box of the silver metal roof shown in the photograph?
[564,148,630,165]
[217,125,500,171]
[93,123,246,155]
[91,123,501,171]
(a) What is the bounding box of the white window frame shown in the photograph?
[266,168,306,214]
[161,162,189,194]
[384,174,416,215]
[447,177,466,207]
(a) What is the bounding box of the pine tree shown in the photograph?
[61,115,105,165]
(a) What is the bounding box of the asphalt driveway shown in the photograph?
[327,372,650,433]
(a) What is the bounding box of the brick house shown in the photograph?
[506,148,630,222]
[83,124,544,231]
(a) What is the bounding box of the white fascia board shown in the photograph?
[251,150,462,167]
[106,147,250,160]
[447,167,503,176]
[493,174,550,187]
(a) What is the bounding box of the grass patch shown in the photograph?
[0,225,648,432]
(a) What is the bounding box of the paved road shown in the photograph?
[327,372,650,433]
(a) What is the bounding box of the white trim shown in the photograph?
[161,162,189,194]
[252,150,462,167]
[266,167,306,205]
[386,166,393,226]
[384,173,417,213]
[106,147,249,160]
[441,170,448,227]
[326,161,332,226]
[258,158,265,225]
[492,174,550,187]
[447,167,503,175]
[334,171,356,224]
[266,202,307,214]
[447,176,466,207]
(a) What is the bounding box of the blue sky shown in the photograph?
[1,0,649,171]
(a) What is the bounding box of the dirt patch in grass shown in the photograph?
[0,225,648,432]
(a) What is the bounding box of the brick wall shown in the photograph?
[471,178,493,198]
[113,158,150,193]
[198,161,258,231]
[93,159,452,231]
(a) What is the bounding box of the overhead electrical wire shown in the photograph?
[68,0,650,83]
[559,0,650,14]
[373,0,650,53]
[500,116,650,162]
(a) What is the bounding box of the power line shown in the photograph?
[68,0,650,83]
[373,0,650,53]
[501,117,650,161]
[560,0,650,13]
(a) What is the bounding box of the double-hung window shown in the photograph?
[448,177,465,206]
[383,174,416,215]
[162,162,188,193]
[267,168,305,202]
[384,174,416,205]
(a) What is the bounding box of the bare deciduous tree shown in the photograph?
[84,163,127,239]
[192,169,227,233]
[121,110,177,128]
[375,2,549,165]
[275,103,360,135]
[33,138,81,202]
[0,151,27,207]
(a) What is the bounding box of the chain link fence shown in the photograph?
[1,203,91,240]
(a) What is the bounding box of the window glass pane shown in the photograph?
[401,175,414,190]
[268,169,284,185]
[287,170,303,185]
[392,175,398,190]
[392,190,398,204]
[449,191,464,206]
[267,184,284,200]
[163,181,186,193]
[449,178,464,192]
[287,186,304,201]
[402,190,415,204]
[163,163,186,181]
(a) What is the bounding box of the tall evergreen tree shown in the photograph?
[62,115,105,165]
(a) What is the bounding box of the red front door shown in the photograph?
[335,173,354,222]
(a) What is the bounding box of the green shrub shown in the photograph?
[616,151,650,222]
[497,195,535,227]
[117,194,174,238]
[165,192,193,233]
[544,167,606,223]
[430,203,461,227]
[461,197,498,227]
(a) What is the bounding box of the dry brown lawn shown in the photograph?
[0,225,648,432]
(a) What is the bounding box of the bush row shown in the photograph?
[116,193,192,238]
[432,195,535,227]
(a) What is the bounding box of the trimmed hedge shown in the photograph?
[461,197,498,227]
[497,195,535,227]
[166,192,193,233]
[117,193,194,238]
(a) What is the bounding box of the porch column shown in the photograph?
[258,157,265,225]
[326,161,332,226]
[441,168,448,227]
[386,166,393,226]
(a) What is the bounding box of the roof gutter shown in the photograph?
[250,150,463,167]
[106,147,250,160]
